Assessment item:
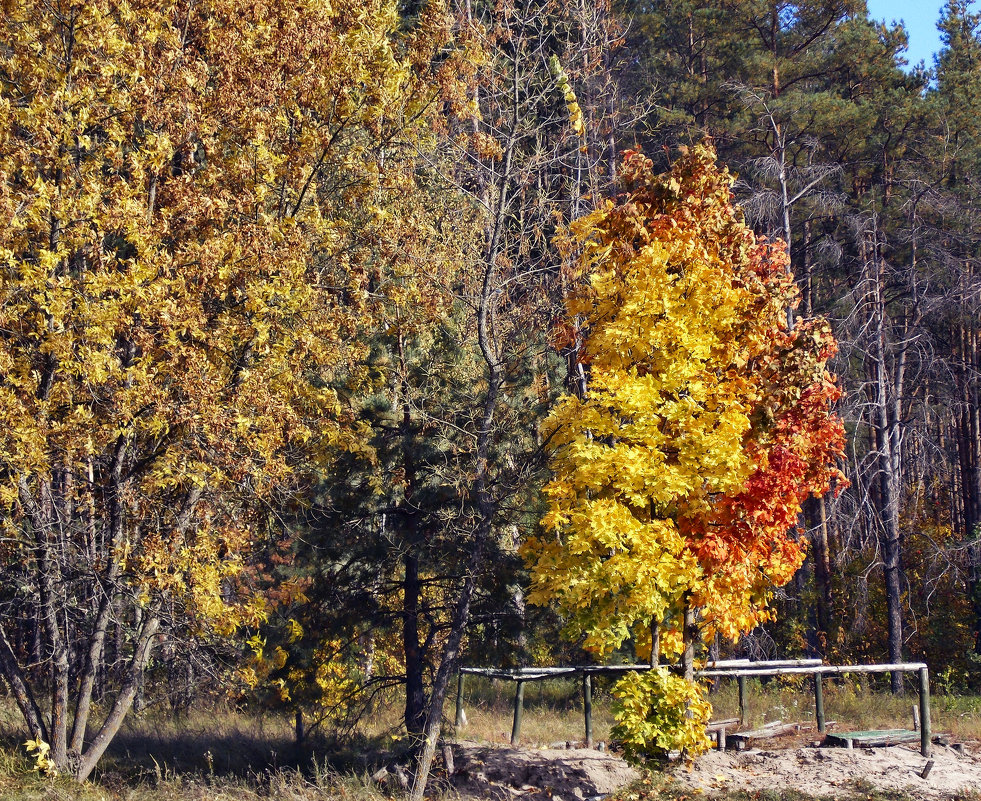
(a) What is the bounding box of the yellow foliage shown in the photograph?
[611,669,712,760]
[24,737,58,776]
[0,0,456,645]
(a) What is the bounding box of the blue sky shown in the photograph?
[865,0,949,68]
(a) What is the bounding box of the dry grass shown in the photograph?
[449,675,615,746]
[0,747,392,801]
[0,700,398,801]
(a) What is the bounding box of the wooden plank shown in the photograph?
[708,659,824,669]
[729,722,799,747]
[825,729,921,748]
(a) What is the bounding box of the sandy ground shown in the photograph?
[443,738,981,800]
[673,742,981,799]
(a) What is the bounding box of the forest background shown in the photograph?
[1,0,981,793]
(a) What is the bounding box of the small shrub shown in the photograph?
[611,669,711,761]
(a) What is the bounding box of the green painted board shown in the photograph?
[825,729,920,748]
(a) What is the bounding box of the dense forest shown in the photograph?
[1,0,981,792]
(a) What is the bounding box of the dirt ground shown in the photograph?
[447,740,639,800]
[445,737,981,800]
[674,742,981,799]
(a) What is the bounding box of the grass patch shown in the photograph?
[453,673,615,745]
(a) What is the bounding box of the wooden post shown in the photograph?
[717,727,726,751]
[814,673,825,733]
[583,672,593,747]
[738,675,748,726]
[455,671,465,728]
[442,743,455,777]
[511,680,525,745]
[918,667,931,758]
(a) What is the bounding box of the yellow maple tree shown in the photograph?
[524,145,844,756]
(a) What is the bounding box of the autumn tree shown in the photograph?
[524,145,844,755]
[0,0,434,779]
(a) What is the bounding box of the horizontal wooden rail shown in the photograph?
[698,662,927,678]
[460,659,825,682]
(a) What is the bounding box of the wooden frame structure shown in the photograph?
[455,660,932,757]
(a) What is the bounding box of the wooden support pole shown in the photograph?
[583,672,593,747]
[814,673,825,733]
[511,680,525,745]
[918,667,931,758]
[455,671,465,728]
[738,676,748,726]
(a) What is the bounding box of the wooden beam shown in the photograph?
[583,672,593,747]
[919,666,931,758]
[826,729,920,748]
[455,670,465,728]
[510,680,525,745]
[814,673,825,733]
[700,663,928,678]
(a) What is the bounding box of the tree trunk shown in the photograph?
[403,550,427,737]
[869,229,905,694]
[809,496,833,653]
[408,67,515,800]
[650,619,660,667]
[682,603,696,682]
[75,613,161,782]
[70,436,128,755]
[0,624,47,743]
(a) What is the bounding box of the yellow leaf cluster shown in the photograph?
[0,0,456,642]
